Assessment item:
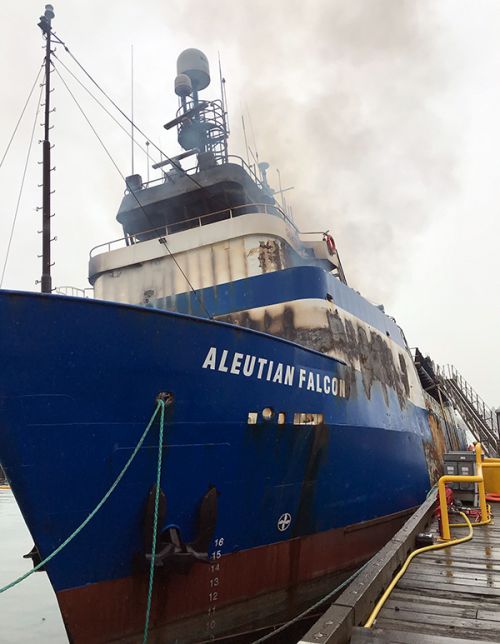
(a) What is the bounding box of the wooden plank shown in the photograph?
[409,559,500,574]
[375,618,500,642]
[401,571,500,589]
[397,577,500,596]
[409,565,500,579]
[476,610,500,622]
[377,608,500,632]
[418,549,500,560]
[389,589,500,611]
[350,625,490,643]
[417,555,500,570]
[402,566,500,584]
[382,598,477,619]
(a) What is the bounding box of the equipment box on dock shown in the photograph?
[444,451,478,504]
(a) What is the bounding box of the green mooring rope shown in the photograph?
[142,399,165,643]
[0,399,165,637]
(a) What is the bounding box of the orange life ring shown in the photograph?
[324,234,336,256]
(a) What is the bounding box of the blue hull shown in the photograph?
[0,290,432,640]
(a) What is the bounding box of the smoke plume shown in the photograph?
[168,0,456,303]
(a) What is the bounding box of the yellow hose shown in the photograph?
[363,511,473,628]
[450,519,490,527]
[450,504,492,528]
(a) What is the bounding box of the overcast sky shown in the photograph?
[0,1,498,406]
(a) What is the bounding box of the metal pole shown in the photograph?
[38,4,55,294]
[131,44,134,175]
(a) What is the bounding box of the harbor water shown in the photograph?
[0,489,67,643]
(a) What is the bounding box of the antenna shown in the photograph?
[247,106,260,168]
[218,51,229,161]
[218,52,224,114]
[130,44,134,175]
[275,168,295,210]
[241,114,250,167]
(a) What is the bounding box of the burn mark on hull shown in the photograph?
[255,240,284,273]
[424,401,448,485]
[220,304,411,408]
[293,423,329,538]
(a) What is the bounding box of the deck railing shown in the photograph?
[136,154,263,192]
[53,286,93,298]
[89,202,299,258]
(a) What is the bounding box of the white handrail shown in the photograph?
[89,202,299,258]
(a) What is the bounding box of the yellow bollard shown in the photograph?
[475,443,489,525]
[438,474,483,540]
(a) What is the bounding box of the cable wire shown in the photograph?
[250,558,373,643]
[51,30,205,191]
[52,52,161,167]
[53,63,212,319]
[0,74,45,288]
[0,63,43,172]
[142,400,165,644]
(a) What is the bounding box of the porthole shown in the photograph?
[262,407,274,421]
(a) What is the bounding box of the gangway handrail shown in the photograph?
[436,363,499,454]
[443,364,496,423]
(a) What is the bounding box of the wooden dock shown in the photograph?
[299,497,500,644]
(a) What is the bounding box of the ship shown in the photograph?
[0,6,467,644]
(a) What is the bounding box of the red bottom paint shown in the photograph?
[57,507,415,643]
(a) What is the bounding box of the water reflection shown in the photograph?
[0,490,68,643]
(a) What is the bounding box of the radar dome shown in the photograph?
[175,73,192,97]
[177,48,210,91]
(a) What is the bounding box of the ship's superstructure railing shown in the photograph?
[438,364,499,456]
[53,286,94,298]
[90,202,299,258]
[134,155,264,193]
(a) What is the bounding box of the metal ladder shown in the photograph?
[438,364,499,456]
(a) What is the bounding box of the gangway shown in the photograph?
[439,365,499,456]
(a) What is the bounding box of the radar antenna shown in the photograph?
[164,49,229,167]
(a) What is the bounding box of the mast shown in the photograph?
[38,4,55,294]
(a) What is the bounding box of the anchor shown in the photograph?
[142,484,218,574]
[23,544,44,571]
